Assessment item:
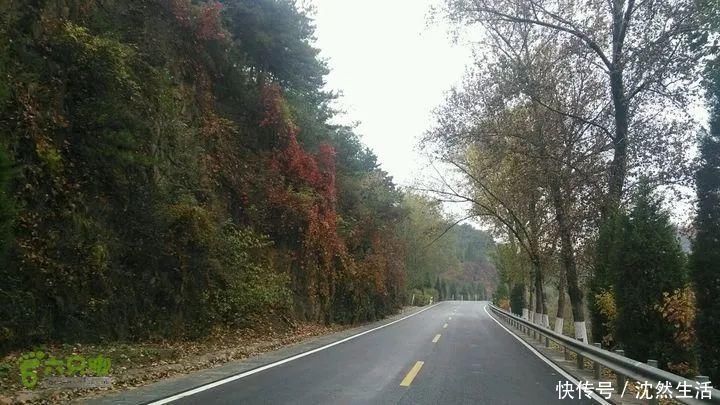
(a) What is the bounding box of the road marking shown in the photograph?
[483,305,611,405]
[400,361,425,387]
[448,316,452,320]
[432,334,441,343]
[146,303,442,404]
[443,323,448,328]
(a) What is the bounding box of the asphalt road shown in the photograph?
[158,301,596,405]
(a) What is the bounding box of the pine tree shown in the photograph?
[615,180,688,369]
[692,58,720,382]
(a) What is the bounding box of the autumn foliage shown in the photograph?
[0,0,408,352]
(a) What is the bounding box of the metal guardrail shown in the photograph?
[488,304,720,404]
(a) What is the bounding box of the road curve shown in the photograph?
[158,301,595,405]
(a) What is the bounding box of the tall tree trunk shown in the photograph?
[607,70,628,216]
[555,269,566,334]
[551,182,588,341]
[523,282,530,320]
[528,197,547,326]
[523,281,535,321]
[607,4,629,217]
[539,268,549,327]
[529,282,535,323]
[590,64,627,343]
[533,259,546,326]
[535,268,542,324]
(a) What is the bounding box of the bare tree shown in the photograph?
[442,0,707,215]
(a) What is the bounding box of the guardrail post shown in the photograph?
[593,343,602,380]
[564,346,570,361]
[647,360,659,405]
[577,350,584,370]
[545,335,549,347]
[614,350,626,391]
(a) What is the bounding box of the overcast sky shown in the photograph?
[310,0,472,187]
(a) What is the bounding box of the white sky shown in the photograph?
[310,0,472,187]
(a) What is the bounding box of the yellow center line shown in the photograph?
[432,334,441,343]
[443,323,448,328]
[400,361,425,387]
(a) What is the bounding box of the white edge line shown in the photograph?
[147,302,443,404]
[483,304,611,405]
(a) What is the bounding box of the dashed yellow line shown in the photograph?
[432,334,441,343]
[400,361,424,387]
[443,323,448,328]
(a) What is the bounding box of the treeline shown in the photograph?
[0,0,480,354]
[399,195,497,305]
[427,0,719,381]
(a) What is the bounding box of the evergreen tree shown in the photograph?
[493,283,509,304]
[510,284,525,315]
[692,58,720,382]
[615,180,688,368]
[590,213,624,344]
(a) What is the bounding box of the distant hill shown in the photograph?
[440,224,499,299]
